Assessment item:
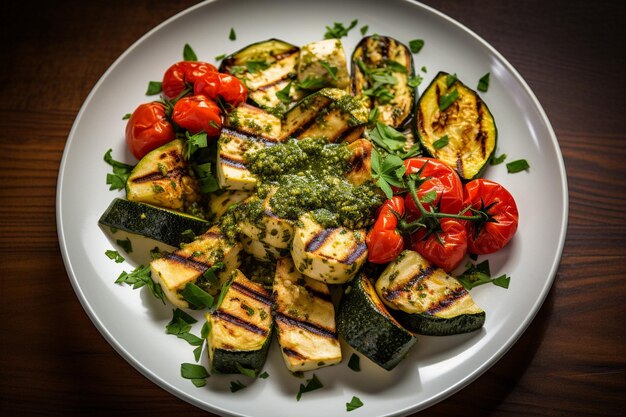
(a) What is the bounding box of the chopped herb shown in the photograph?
[360,25,368,36]
[105,249,124,263]
[180,229,196,243]
[446,73,458,88]
[235,362,257,377]
[166,308,204,349]
[230,380,247,392]
[115,264,165,304]
[367,107,380,126]
[432,135,449,150]
[180,282,214,310]
[370,146,406,199]
[192,162,220,194]
[152,184,165,194]
[145,81,162,95]
[346,396,364,411]
[246,59,270,73]
[409,39,424,53]
[296,374,323,401]
[242,303,255,316]
[183,43,197,61]
[324,19,358,39]
[368,122,406,154]
[116,237,133,253]
[408,74,423,88]
[506,159,530,173]
[297,76,327,91]
[320,60,338,81]
[490,152,507,165]
[276,81,293,104]
[181,363,209,387]
[122,113,131,120]
[477,72,490,92]
[185,131,208,159]
[439,88,459,111]
[229,28,236,41]
[214,53,227,61]
[103,149,134,191]
[348,353,361,372]
[457,260,511,290]
[259,371,269,379]
[421,65,427,73]
[384,60,407,74]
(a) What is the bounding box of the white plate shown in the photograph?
[57,0,568,416]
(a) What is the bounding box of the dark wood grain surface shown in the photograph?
[1,0,625,416]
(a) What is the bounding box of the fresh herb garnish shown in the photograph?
[409,39,424,53]
[246,59,270,73]
[439,88,459,111]
[116,237,133,253]
[421,65,427,73]
[181,363,209,387]
[192,162,220,193]
[367,107,380,126]
[506,159,530,173]
[183,43,197,61]
[346,396,364,411]
[276,81,293,104]
[324,19,358,39]
[408,74,423,88]
[214,53,227,61]
[145,81,162,95]
[229,28,236,41]
[360,25,369,36]
[122,113,131,120]
[235,362,257,377]
[446,73,458,88]
[296,374,323,401]
[259,371,269,379]
[297,76,327,91]
[477,72,490,92]
[166,309,205,359]
[105,249,125,263]
[457,260,511,290]
[115,264,165,304]
[490,152,507,165]
[185,131,208,159]
[180,282,214,310]
[368,122,406,153]
[348,353,361,372]
[370,148,406,199]
[320,60,338,81]
[230,380,247,392]
[432,135,449,150]
[103,149,134,191]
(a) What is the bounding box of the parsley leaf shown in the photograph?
[235,363,258,378]
[166,308,204,349]
[319,60,338,81]
[185,131,208,159]
[180,282,214,310]
[368,122,406,153]
[348,353,361,372]
[409,39,424,53]
[145,81,162,95]
[477,72,490,92]
[347,396,364,411]
[192,162,220,194]
[324,19,358,39]
[115,264,165,304]
[116,237,133,253]
[105,249,124,263]
[297,76,327,91]
[183,43,197,61]
[408,74,423,88]
[439,88,459,111]
[432,135,449,150]
[490,152,507,165]
[446,73,458,88]
[296,374,323,401]
[506,159,530,173]
[259,371,269,379]
[181,363,209,387]
[230,380,247,392]
[370,148,406,199]
[246,59,270,73]
[360,25,368,36]
[456,260,511,290]
[276,81,293,104]
[229,28,236,41]
[103,149,134,191]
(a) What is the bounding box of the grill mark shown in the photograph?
[425,287,469,315]
[302,108,349,142]
[273,49,300,61]
[274,312,338,340]
[221,127,280,146]
[384,265,435,300]
[163,253,211,272]
[342,242,368,264]
[304,285,332,302]
[289,101,331,138]
[231,281,272,305]
[213,310,268,336]
[257,75,294,91]
[475,100,486,158]
[305,228,334,252]
[282,347,306,359]
[130,167,185,184]
[220,155,247,169]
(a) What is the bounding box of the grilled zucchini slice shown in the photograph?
[236,190,296,250]
[99,198,209,247]
[272,257,342,372]
[375,250,485,335]
[351,35,415,128]
[206,270,273,375]
[416,72,497,180]
[291,212,367,284]
[297,39,350,91]
[219,38,302,109]
[337,274,417,370]
[150,226,242,308]
[126,139,200,211]
[280,88,368,142]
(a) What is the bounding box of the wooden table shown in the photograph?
[2,1,624,415]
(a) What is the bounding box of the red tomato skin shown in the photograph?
[125,102,176,160]
[403,157,464,219]
[193,72,248,107]
[172,95,222,136]
[162,61,217,100]
[366,196,405,264]
[463,179,519,255]
[409,218,468,272]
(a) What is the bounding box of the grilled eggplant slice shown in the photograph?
[375,250,485,335]
[351,35,415,129]
[280,88,368,142]
[150,226,242,308]
[416,72,497,180]
[219,38,302,109]
[99,198,209,247]
[272,257,342,372]
[236,190,295,250]
[206,270,273,375]
[337,274,417,370]
[297,39,350,91]
[291,213,367,284]
[126,139,200,211]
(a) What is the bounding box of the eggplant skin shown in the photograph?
[415,71,497,180]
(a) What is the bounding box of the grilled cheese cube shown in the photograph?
[206,270,274,374]
[150,226,242,308]
[273,257,342,372]
[291,213,367,284]
[237,192,295,250]
[297,39,350,90]
[345,138,373,186]
[240,234,289,262]
[208,190,252,219]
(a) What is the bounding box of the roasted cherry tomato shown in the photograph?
[193,72,248,108]
[366,196,405,264]
[403,157,464,220]
[162,61,217,100]
[463,178,519,255]
[172,95,222,136]
[409,218,468,272]
[125,102,176,160]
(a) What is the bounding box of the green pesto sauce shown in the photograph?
[245,137,382,228]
